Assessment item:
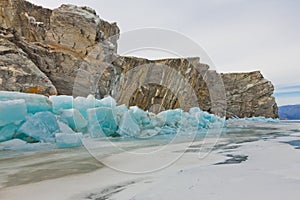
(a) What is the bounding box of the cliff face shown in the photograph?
[0,0,119,96]
[112,56,226,117]
[111,56,277,118]
[222,71,278,118]
[0,36,56,95]
[0,0,278,118]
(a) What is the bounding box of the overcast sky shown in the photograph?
[31,0,300,105]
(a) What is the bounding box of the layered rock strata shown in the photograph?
[0,0,278,118]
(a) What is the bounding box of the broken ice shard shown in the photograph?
[98,95,117,108]
[0,123,18,142]
[0,91,228,145]
[57,121,76,134]
[118,111,141,137]
[0,91,51,113]
[129,106,152,128]
[55,133,82,148]
[49,95,73,114]
[114,104,128,124]
[157,109,183,127]
[18,112,60,142]
[0,99,27,126]
[59,109,88,131]
[87,107,118,137]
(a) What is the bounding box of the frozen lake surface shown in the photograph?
[1,120,300,199]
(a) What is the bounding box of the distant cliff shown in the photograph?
[0,0,278,118]
[278,105,300,120]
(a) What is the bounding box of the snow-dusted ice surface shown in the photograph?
[2,91,300,200]
[0,120,300,200]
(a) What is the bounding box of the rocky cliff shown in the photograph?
[112,56,227,117]
[0,0,119,96]
[0,0,278,118]
[221,71,278,118]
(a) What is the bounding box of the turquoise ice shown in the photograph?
[59,109,88,131]
[157,109,183,127]
[55,133,82,148]
[0,92,234,148]
[0,91,51,113]
[98,95,117,108]
[0,99,27,126]
[18,112,60,143]
[118,111,141,137]
[129,106,152,128]
[0,123,18,142]
[74,95,100,119]
[50,95,73,114]
[87,107,118,137]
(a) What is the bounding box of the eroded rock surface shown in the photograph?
[0,0,119,95]
[0,33,56,95]
[222,71,278,118]
[112,56,226,116]
[0,0,278,118]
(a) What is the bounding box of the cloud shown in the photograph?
[274,84,300,105]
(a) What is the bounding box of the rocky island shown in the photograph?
[0,0,278,118]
